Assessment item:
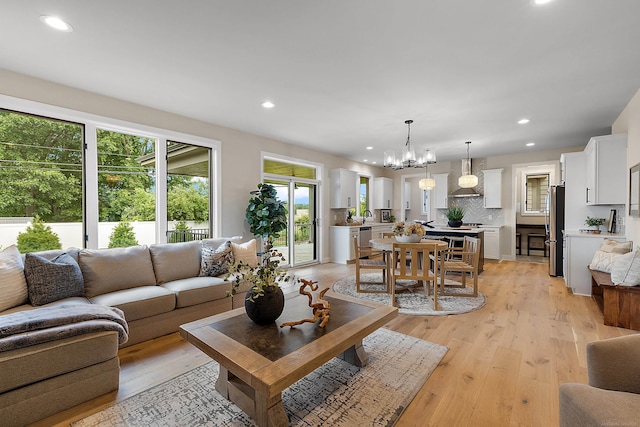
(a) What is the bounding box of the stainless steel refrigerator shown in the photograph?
[545,185,565,277]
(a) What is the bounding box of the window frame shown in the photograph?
[0,94,221,248]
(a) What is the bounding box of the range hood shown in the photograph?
[450,187,483,198]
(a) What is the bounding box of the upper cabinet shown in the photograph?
[432,173,449,209]
[373,177,394,209]
[483,168,503,208]
[584,134,627,205]
[330,168,358,209]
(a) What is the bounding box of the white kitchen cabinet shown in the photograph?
[482,226,501,259]
[330,168,358,209]
[584,134,627,205]
[564,233,626,295]
[329,226,360,264]
[373,177,394,209]
[482,169,503,208]
[404,181,411,210]
[432,173,449,209]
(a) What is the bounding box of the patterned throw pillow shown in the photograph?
[0,245,29,312]
[610,249,640,286]
[24,252,84,306]
[589,251,623,273]
[199,241,234,277]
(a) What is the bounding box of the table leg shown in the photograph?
[216,365,230,398]
[338,340,369,367]
[255,391,288,427]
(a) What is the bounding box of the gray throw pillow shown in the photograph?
[199,241,234,277]
[24,252,84,306]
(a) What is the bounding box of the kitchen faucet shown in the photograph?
[363,209,373,224]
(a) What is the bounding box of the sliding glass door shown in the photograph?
[265,178,318,267]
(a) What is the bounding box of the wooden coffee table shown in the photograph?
[179,292,397,427]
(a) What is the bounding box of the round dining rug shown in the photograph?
[332,273,486,315]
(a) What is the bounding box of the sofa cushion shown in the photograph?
[199,241,234,277]
[24,248,80,263]
[149,241,201,284]
[89,286,175,322]
[24,253,84,306]
[202,235,243,250]
[0,330,118,394]
[0,245,29,312]
[231,239,258,267]
[79,246,156,298]
[162,276,231,308]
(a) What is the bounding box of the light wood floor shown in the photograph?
[35,260,637,427]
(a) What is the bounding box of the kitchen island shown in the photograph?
[425,228,485,273]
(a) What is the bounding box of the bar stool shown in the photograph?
[515,232,521,255]
[527,233,547,257]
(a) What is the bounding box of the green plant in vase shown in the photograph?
[445,206,465,228]
[229,183,293,324]
[585,216,606,233]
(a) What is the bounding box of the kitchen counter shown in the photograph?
[425,229,485,273]
[563,230,626,238]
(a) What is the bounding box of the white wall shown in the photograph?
[613,87,640,245]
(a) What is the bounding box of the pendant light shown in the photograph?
[384,120,425,170]
[418,149,437,190]
[458,141,478,188]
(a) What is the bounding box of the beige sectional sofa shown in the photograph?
[0,238,252,427]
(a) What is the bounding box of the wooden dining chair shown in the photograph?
[391,242,441,310]
[438,236,480,297]
[353,236,389,293]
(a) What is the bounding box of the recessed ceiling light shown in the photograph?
[366,146,373,150]
[40,15,73,32]
[261,101,275,109]
[518,118,530,124]
[372,161,377,164]
[532,0,553,5]
[526,142,535,147]
[363,159,369,162]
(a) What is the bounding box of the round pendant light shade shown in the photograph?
[419,177,436,190]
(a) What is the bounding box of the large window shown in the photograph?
[0,95,221,251]
[0,110,84,250]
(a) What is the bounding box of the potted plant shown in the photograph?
[585,216,606,234]
[392,221,426,243]
[445,206,465,228]
[230,183,291,324]
[227,248,297,324]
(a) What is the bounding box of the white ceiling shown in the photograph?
[2,0,640,163]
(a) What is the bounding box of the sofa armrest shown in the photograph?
[587,334,640,394]
[559,383,640,427]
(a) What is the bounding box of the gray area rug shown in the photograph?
[333,273,486,315]
[73,328,447,427]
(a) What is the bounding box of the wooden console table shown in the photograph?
[590,268,640,331]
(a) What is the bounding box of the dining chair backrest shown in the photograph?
[461,236,480,267]
[392,242,440,281]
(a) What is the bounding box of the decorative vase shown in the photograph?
[395,234,422,243]
[244,285,285,325]
[448,220,463,228]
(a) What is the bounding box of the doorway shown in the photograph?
[265,179,318,267]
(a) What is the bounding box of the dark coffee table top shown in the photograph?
[210,295,373,361]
